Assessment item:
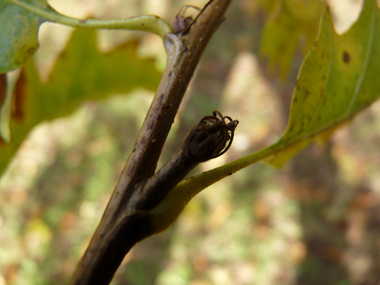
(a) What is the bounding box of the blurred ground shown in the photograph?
[1,0,380,284]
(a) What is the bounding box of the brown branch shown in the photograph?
[71,0,233,284]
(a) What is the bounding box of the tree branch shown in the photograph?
[71,1,233,284]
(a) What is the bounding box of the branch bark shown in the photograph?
[71,1,233,284]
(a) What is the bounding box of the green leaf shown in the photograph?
[7,0,173,39]
[268,0,380,167]
[0,29,162,175]
[259,0,325,80]
[0,0,48,73]
[150,0,380,229]
[0,73,11,143]
[1,0,172,73]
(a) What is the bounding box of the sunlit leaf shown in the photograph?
[259,0,325,80]
[0,29,162,175]
[0,73,13,143]
[267,0,380,167]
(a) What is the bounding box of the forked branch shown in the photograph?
[71,1,234,284]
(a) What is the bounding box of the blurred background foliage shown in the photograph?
[1,0,380,284]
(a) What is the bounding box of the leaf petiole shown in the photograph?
[8,0,173,38]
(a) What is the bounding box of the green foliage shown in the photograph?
[0,29,162,175]
[0,0,48,73]
[268,0,380,166]
[2,0,380,284]
[259,0,325,80]
[154,0,380,222]
[0,0,172,75]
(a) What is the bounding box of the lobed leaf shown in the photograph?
[0,29,162,175]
